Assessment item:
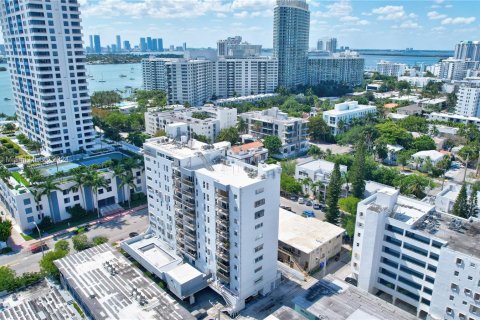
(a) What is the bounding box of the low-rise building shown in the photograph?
[410,150,445,168]
[322,101,377,135]
[352,187,480,319]
[428,112,480,129]
[227,141,268,165]
[295,159,347,200]
[278,209,344,273]
[215,93,279,106]
[435,183,462,214]
[144,105,237,142]
[396,104,423,116]
[239,107,309,158]
[398,76,439,88]
[0,151,145,232]
[377,60,407,77]
[55,244,194,320]
[385,144,404,165]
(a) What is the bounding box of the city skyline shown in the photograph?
[70,0,480,50]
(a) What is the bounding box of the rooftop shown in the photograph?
[143,137,229,160]
[411,150,445,162]
[293,275,417,320]
[278,209,345,254]
[265,306,307,320]
[230,141,265,154]
[241,107,307,124]
[323,101,376,116]
[54,244,194,320]
[0,281,81,320]
[297,159,348,174]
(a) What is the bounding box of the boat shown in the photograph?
[119,74,127,78]
[4,97,11,101]
[129,78,135,80]
[98,73,106,83]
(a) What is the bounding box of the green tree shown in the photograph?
[0,218,12,242]
[308,116,331,142]
[85,172,108,218]
[54,240,70,253]
[446,92,457,113]
[237,118,248,134]
[307,145,325,159]
[0,266,16,292]
[120,172,136,208]
[38,177,61,223]
[468,190,479,218]
[395,174,433,199]
[127,132,148,147]
[72,234,92,251]
[339,196,360,215]
[217,127,239,145]
[325,162,342,225]
[412,136,436,151]
[263,135,282,156]
[398,116,428,133]
[280,173,302,195]
[452,184,469,218]
[154,129,167,137]
[375,122,413,147]
[342,215,356,239]
[350,141,366,198]
[93,236,108,246]
[39,249,68,278]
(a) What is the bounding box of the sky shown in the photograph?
[76,0,480,50]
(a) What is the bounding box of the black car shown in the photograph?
[305,200,312,206]
[129,232,139,238]
[344,277,358,286]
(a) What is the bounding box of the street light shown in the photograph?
[32,221,44,258]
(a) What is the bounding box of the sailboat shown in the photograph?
[98,73,106,83]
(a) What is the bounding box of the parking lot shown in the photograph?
[279,196,326,221]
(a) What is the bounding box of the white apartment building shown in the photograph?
[142,58,170,91]
[239,107,309,158]
[0,0,95,155]
[215,93,279,106]
[352,187,480,319]
[454,40,480,61]
[439,58,480,81]
[144,105,237,142]
[227,141,268,165]
[322,101,377,135]
[376,60,407,77]
[213,57,278,99]
[398,76,441,88]
[455,81,480,117]
[307,51,365,86]
[428,112,480,130]
[295,159,347,200]
[142,137,281,312]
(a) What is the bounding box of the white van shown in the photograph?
[298,197,305,204]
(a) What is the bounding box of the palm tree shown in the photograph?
[337,119,346,134]
[37,177,61,223]
[120,172,136,208]
[88,172,108,218]
[23,166,42,185]
[0,166,10,182]
[69,170,87,210]
[301,177,313,196]
[31,188,43,217]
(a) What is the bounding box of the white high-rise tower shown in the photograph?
[0,0,95,155]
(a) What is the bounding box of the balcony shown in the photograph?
[217,269,230,283]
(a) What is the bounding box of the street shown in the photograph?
[279,197,326,221]
[0,208,149,274]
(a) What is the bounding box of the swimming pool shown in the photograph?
[40,162,80,176]
[74,152,129,166]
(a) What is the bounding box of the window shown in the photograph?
[254,199,265,207]
[403,243,428,257]
[254,210,264,219]
[254,244,263,253]
[25,207,33,214]
[454,271,459,276]
[254,276,263,284]
[405,231,430,245]
[254,255,263,263]
[255,222,263,229]
[27,217,34,223]
[23,199,31,205]
[255,188,264,194]
[401,253,426,268]
[386,224,403,235]
[64,198,70,204]
[254,266,262,273]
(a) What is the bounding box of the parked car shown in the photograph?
[305,200,312,206]
[280,205,292,211]
[30,243,48,254]
[302,210,315,218]
[129,232,139,238]
[344,277,358,286]
[289,195,297,201]
[298,197,305,204]
[313,202,321,210]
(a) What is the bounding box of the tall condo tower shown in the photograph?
[273,0,310,89]
[0,0,95,155]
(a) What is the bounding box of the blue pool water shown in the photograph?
[40,162,80,176]
[74,152,128,166]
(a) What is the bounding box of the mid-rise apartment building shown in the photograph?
[213,57,278,98]
[144,105,237,142]
[142,58,170,91]
[239,107,309,158]
[376,60,407,77]
[455,80,480,117]
[142,137,281,312]
[0,0,95,155]
[352,187,480,319]
[322,101,377,135]
[217,36,262,58]
[428,112,480,130]
[307,51,364,86]
[439,58,480,81]
[454,40,480,61]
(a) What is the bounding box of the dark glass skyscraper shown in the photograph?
[273,0,310,89]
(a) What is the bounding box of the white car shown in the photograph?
[298,197,304,204]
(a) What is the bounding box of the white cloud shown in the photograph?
[433,0,445,3]
[398,20,420,29]
[371,5,405,20]
[339,16,370,25]
[234,10,249,18]
[230,0,275,10]
[441,17,476,25]
[428,11,447,20]
[313,0,352,18]
[432,26,446,32]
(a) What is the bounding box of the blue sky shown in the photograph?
[78,0,479,50]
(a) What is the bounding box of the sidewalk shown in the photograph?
[11,204,148,251]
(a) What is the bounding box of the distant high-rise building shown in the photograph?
[273,0,310,89]
[0,0,95,155]
[152,39,158,51]
[123,40,131,51]
[307,51,365,87]
[325,38,337,53]
[111,44,117,53]
[217,36,242,56]
[170,45,175,51]
[140,38,147,51]
[183,42,187,52]
[454,40,480,61]
[217,36,262,58]
[116,35,121,51]
[157,38,164,52]
[89,35,94,52]
[317,39,324,51]
[93,35,101,53]
[147,37,153,51]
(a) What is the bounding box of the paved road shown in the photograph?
[280,197,326,221]
[0,208,149,274]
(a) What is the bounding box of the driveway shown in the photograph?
[280,197,326,221]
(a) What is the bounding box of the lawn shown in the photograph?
[11,171,30,187]
[20,233,34,241]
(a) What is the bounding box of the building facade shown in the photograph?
[322,101,377,135]
[143,137,281,312]
[273,0,310,89]
[438,58,480,81]
[142,58,169,91]
[352,187,480,319]
[454,40,480,61]
[428,112,480,130]
[307,51,364,86]
[239,107,309,158]
[455,81,480,117]
[325,38,337,53]
[376,60,407,77]
[0,0,96,155]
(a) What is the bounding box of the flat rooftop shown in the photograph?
[125,236,182,271]
[297,159,347,173]
[279,209,345,254]
[293,275,417,320]
[54,244,194,320]
[265,306,307,320]
[0,281,81,320]
[144,137,228,160]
